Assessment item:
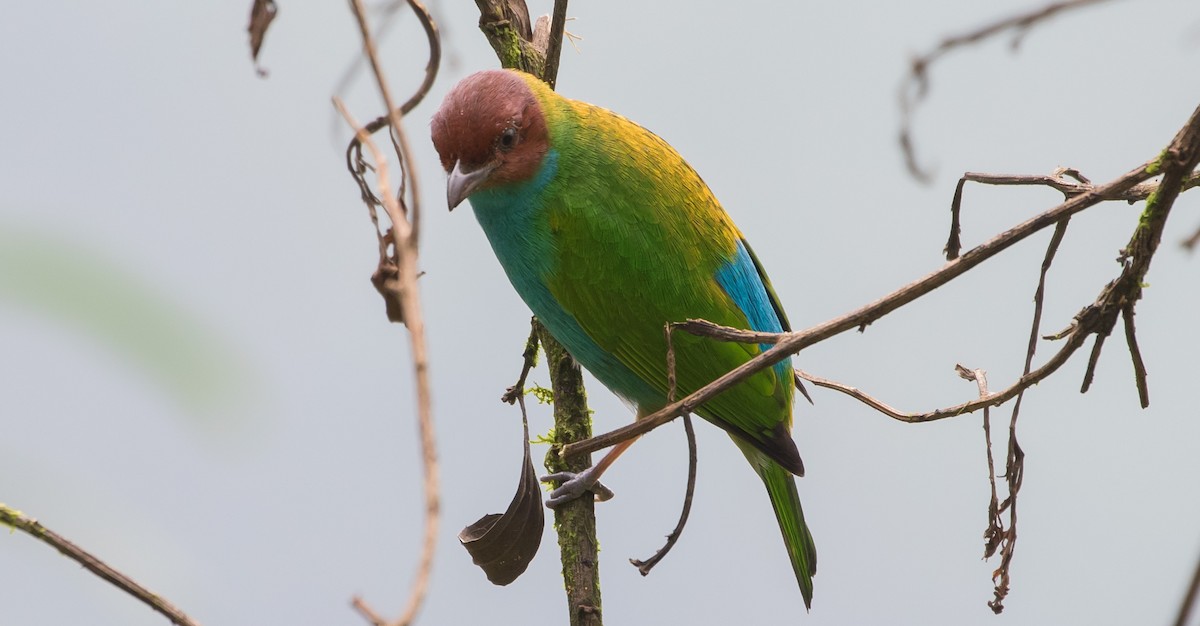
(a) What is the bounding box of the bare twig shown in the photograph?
[0,503,201,626]
[563,102,1200,460]
[1175,544,1200,626]
[629,325,698,576]
[1183,223,1200,252]
[629,413,697,577]
[899,0,1113,181]
[337,92,438,626]
[351,597,389,626]
[344,0,440,242]
[1122,303,1150,408]
[502,318,542,405]
[542,0,569,89]
[945,169,1200,260]
[991,401,1025,614]
[947,168,1086,259]
[984,215,1067,613]
[340,1,441,624]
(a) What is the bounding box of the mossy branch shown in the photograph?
[474,2,602,625]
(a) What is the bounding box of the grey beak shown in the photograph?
[447,160,498,210]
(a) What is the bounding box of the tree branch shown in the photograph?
[475,2,602,624]
[538,320,603,626]
[475,0,546,76]
[0,503,201,626]
[563,134,1191,459]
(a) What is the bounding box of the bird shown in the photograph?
[431,68,817,608]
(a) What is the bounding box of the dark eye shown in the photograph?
[498,127,518,151]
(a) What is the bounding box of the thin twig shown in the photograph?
[977,373,1001,568]
[1122,303,1150,408]
[351,597,389,626]
[985,215,1067,613]
[630,413,697,576]
[629,324,698,575]
[502,317,542,405]
[0,503,201,626]
[945,169,1200,260]
[993,398,1025,613]
[947,168,1086,259]
[341,1,440,623]
[542,0,569,90]
[344,0,440,238]
[1079,322,1110,394]
[1183,223,1200,252]
[899,0,1113,181]
[1175,544,1200,626]
[789,324,1085,423]
[337,93,438,626]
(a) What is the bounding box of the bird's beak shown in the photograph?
[447,160,498,210]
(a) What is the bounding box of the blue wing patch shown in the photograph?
[715,238,792,378]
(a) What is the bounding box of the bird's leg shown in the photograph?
[541,436,639,508]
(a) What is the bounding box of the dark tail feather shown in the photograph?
[760,458,817,609]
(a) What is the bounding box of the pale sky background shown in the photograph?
[2,1,1199,625]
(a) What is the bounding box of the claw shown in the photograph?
[540,468,615,508]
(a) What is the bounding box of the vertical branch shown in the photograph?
[538,321,603,626]
[474,4,600,625]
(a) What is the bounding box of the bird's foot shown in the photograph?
[540,467,615,508]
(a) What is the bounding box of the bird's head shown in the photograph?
[431,70,550,210]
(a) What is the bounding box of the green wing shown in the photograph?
[543,99,796,468]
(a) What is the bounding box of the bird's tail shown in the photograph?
[757,457,817,609]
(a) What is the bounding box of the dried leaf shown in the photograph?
[458,407,544,585]
[247,0,278,76]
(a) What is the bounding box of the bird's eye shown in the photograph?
[498,127,518,152]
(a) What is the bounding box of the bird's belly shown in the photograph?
[504,257,663,410]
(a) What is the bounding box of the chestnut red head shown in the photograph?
[431,70,551,209]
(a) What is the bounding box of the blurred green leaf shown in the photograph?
[0,222,251,418]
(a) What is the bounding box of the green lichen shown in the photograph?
[482,21,545,75]
[535,322,602,624]
[1135,185,1163,233]
[526,383,554,405]
[533,429,557,446]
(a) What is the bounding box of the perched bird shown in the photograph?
[432,69,817,608]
